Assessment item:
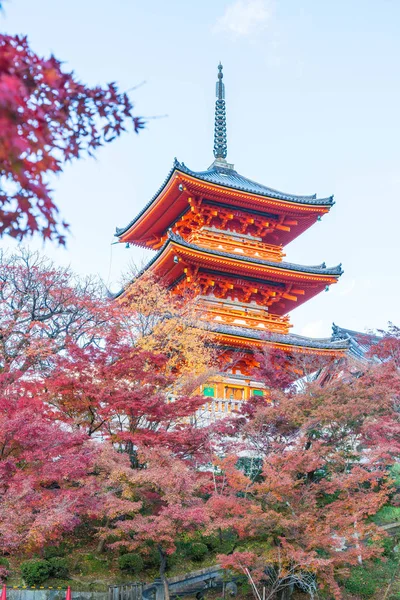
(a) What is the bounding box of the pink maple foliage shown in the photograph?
[0,35,143,243]
[207,360,400,599]
[0,382,101,552]
[97,447,209,600]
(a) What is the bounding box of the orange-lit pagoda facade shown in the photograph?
[116,64,348,403]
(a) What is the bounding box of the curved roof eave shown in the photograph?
[115,159,334,238]
[176,161,334,205]
[168,232,343,276]
[115,160,179,237]
[114,232,342,300]
[208,322,349,351]
[117,233,343,291]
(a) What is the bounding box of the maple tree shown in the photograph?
[0,250,213,454]
[0,34,143,243]
[96,446,208,600]
[0,250,214,559]
[0,249,113,382]
[0,249,110,555]
[253,345,336,392]
[0,379,101,553]
[0,250,109,553]
[31,266,213,459]
[120,270,215,392]
[208,356,400,599]
[41,333,211,461]
[369,322,400,368]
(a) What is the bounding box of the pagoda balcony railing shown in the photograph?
[196,302,292,334]
[193,399,243,425]
[187,229,284,262]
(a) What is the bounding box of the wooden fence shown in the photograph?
[108,584,144,600]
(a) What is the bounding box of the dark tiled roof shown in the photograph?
[177,161,334,205]
[209,322,349,351]
[331,323,380,361]
[115,159,334,236]
[168,231,343,276]
[114,233,342,299]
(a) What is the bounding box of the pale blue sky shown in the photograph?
[2,0,400,337]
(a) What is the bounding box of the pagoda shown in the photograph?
[116,64,348,405]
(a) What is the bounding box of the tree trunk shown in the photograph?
[354,518,363,565]
[96,519,110,553]
[277,583,293,600]
[158,545,169,600]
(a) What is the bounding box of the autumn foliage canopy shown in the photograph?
[0,34,143,243]
[0,249,399,600]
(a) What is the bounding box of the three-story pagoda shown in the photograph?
[116,64,348,404]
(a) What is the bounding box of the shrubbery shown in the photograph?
[43,544,66,559]
[47,557,69,579]
[372,505,400,524]
[344,566,377,598]
[118,553,144,574]
[21,560,52,586]
[202,533,237,554]
[186,542,208,562]
[21,556,69,585]
[142,548,159,568]
[0,557,10,580]
[344,559,398,599]
[390,463,400,487]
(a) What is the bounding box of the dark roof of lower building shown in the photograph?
[331,323,380,361]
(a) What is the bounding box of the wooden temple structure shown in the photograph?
[116,64,350,406]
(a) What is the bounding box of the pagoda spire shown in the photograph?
[213,63,228,161]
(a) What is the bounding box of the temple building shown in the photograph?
[115,64,357,409]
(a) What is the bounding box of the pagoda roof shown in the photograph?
[115,160,334,247]
[116,232,342,315]
[154,231,343,277]
[207,322,349,355]
[174,161,334,206]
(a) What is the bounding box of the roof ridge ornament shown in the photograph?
[210,63,235,171]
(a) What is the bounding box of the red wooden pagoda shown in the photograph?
[116,64,347,403]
